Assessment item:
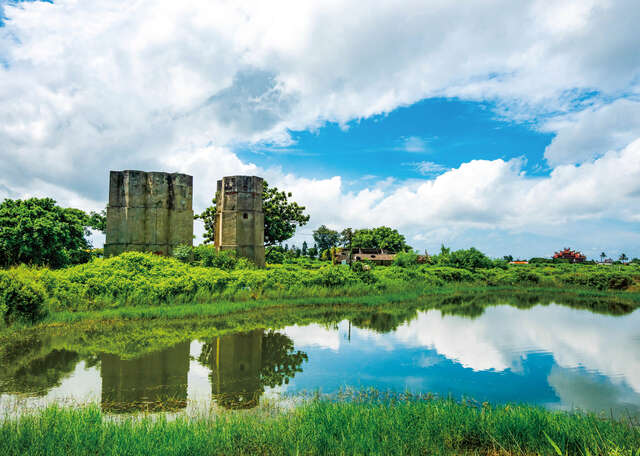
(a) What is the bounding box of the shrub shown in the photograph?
[350,261,377,284]
[392,251,419,267]
[423,266,478,282]
[0,269,48,323]
[172,244,193,263]
[315,265,358,287]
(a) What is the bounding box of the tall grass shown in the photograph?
[1,398,638,455]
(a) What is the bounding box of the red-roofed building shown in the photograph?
[553,248,586,263]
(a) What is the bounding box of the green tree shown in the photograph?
[312,225,340,253]
[196,181,310,259]
[351,226,409,252]
[340,227,354,248]
[0,198,100,268]
[307,244,318,259]
[600,252,606,262]
[619,253,628,263]
[301,241,308,256]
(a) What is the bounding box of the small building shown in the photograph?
[335,248,396,266]
[334,248,427,266]
[553,247,586,263]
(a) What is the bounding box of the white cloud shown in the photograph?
[1,0,639,255]
[407,161,449,176]
[542,98,640,165]
[401,136,428,153]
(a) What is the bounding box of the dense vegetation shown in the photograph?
[1,246,639,326]
[0,198,104,268]
[312,224,411,257]
[1,398,639,455]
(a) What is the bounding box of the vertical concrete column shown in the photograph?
[104,170,193,257]
[214,176,265,267]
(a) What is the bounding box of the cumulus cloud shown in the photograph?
[542,98,640,165]
[0,0,639,255]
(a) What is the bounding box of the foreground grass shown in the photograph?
[1,398,639,455]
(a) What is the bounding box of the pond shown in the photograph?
[1,298,639,417]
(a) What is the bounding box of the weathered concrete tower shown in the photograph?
[214,176,265,267]
[105,170,193,257]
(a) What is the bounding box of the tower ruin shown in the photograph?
[214,175,265,267]
[105,170,193,257]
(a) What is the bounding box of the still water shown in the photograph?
[1,301,639,416]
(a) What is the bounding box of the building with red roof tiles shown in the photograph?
[553,248,586,263]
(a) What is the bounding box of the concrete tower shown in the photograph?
[214,176,265,267]
[105,170,193,257]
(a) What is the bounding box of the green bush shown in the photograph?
[350,261,377,284]
[172,244,193,263]
[392,251,419,267]
[315,265,358,287]
[0,269,48,323]
[423,266,478,282]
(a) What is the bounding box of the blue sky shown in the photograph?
[0,0,639,258]
[239,98,553,187]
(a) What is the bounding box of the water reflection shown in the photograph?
[199,330,307,409]
[100,342,190,413]
[1,300,639,417]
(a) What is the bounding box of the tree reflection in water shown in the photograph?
[199,330,307,409]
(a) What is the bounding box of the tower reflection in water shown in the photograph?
[100,342,190,413]
[98,330,307,412]
[200,330,308,410]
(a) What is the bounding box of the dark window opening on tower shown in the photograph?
[243,213,248,219]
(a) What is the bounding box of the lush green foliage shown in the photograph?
[196,181,310,247]
[173,244,255,270]
[351,226,410,252]
[429,245,501,269]
[0,198,103,268]
[1,250,639,327]
[312,224,340,252]
[0,268,47,324]
[392,250,419,267]
[1,398,638,455]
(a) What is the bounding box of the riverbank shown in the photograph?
[1,397,638,455]
[2,251,639,327]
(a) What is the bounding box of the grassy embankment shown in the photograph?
[2,397,639,455]
[2,251,640,328]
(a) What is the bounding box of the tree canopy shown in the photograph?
[0,198,105,268]
[351,226,410,253]
[312,225,340,252]
[196,181,310,249]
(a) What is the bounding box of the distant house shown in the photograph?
[334,248,427,266]
[553,247,586,263]
[508,261,529,265]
